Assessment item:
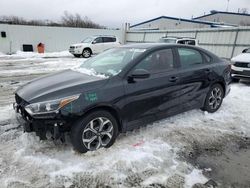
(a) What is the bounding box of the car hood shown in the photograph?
[231,53,250,62]
[16,69,108,103]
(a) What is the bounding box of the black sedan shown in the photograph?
[14,44,231,153]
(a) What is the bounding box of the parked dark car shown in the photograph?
[14,44,231,153]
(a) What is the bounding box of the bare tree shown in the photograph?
[239,8,249,14]
[61,11,104,28]
[0,12,104,29]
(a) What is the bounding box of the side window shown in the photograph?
[134,49,174,73]
[103,37,116,43]
[178,48,203,68]
[93,37,103,43]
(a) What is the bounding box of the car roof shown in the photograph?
[121,43,200,49]
[120,43,220,59]
[121,43,174,49]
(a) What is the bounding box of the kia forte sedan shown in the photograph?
[14,44,231,153]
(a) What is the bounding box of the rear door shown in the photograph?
[174,47,213,110]
[103,37,117,50]
[122,48,182,129]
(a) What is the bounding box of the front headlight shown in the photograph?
[75,46,82,49]
[25,94,80,115]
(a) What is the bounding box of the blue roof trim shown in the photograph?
[194,11,250,20]
[130,15,233,28]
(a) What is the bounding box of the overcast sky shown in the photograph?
[0,0,249,27]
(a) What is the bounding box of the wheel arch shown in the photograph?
[80,105,123,133]
[83,47,92,54]
[212,81,226,98]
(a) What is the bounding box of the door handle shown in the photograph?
[169,76,179,82]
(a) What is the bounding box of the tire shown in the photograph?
[73,54,81,58]
[70,110,119,153]
[203,84,224,113]
[82,49,91,58]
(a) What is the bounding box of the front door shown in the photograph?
[91,37,104,54]
[122,48,181,130]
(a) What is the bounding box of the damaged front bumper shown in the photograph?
[13,102,68,141]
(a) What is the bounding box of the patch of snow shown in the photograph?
[0,59,85,77]
[184,169,208,188]
[74,67,108,78]
[0,51,73,59]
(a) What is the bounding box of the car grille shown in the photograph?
[234,62,250,68]
[69,46,75,49]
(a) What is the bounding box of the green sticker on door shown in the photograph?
[85,92,98,102]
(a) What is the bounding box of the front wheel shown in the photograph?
[82,49,91,58]
[203,84,224,113]
[70,110,119,153]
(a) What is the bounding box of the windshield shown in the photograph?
[77,48,146,77]
[81,37,94,43]
[159,38,177,44]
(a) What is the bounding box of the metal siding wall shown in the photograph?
[126,27,250,59]
[0,24,124,54]
[237,31,250,44]
[0,25,10,53]
[144,32,166,42]
[126,32,145,43]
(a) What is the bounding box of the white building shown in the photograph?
[0,23,124,54]
[194,10,250,26]
[130,16,236,30]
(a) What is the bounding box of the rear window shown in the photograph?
[103,37,116,43]
[178,48,203,68]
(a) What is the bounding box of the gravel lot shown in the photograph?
[0,53,250,188]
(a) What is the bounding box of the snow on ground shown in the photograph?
[0,51,73,59]
[0,55,250,187]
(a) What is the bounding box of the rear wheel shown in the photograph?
[70,110,119,153]
[82,49,91,58]
[203,84,224,113]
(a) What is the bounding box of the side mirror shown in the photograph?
[92,41,97,44]
[242,49,248,53]
[129,69,150,79]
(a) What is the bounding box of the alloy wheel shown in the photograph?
[82,117,114,151]
[208,87,222,110]
[82,50,91,58]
